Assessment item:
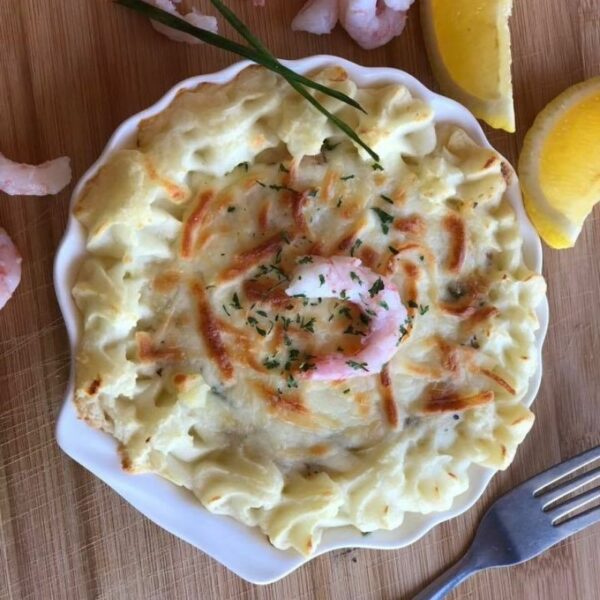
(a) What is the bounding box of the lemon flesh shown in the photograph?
[422,0,515,132]
[519,77,600,249]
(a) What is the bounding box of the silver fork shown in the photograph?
[414,445,600,600]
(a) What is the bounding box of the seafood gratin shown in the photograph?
[72,65,545,556]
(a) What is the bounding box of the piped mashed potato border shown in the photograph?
[71,66,546,556]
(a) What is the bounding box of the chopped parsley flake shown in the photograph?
[281,232,291,244]
[319,274,325,286]
[230,293,242,310]
[350,271,363,285]
[398,325,408,343]
[359,313,371,326]
[284,334,292,346]
[308,189,318,198]
[379,300,389,310]
[419,304,430,316]
[238,162,249,171]
[340,289,347,299]
[336,197,343,208]
[269,265,289,281]
[372,163,384,171]
[371,207,394,234]
[419,255,425,262]
[263,357,280,369]
[247,316,258,325]
[368,278,384,298]
[341,174,355,181]
[380,194,393,204]
[298,256,313,264]
[281,317,292,330]
[388,245,399,255]
[408,300,418,309]
[328,314,334,321]
[350,238,363,257]
[256,327,267,337]
[269,183,294,193]
[256,179,266,188]
[227,206,236,213]
[300,317,316,333]
[222,305,231,316]
[346,360,369,371]
[257,309,268,317]
[287,374,298,388]
[279,163,290,173]
[366,309,377,317]
[343,388,351,394]
[338,307,352,319]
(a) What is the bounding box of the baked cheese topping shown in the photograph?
[72,66,545,556]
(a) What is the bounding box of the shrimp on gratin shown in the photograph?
[0,227,22,310]
[286,256,407,380]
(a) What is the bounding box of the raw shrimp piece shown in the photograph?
[292,0,339,35]
[338,0,414,50]
[0,153,71,196]
[285,256,407,380]
[0,228,22,310]
[149,0,218,44]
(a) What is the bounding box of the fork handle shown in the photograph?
[412,550,484,600]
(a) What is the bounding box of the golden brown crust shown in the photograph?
[219,233,284,283]
[181,190,214,259]
[379,366,399,428]
[144,157,187,202]
[422,388,494,414]
[394,215,426,235]
[136,332,184,363]
[479,368,516,396]
[443,213,467,273]
[439,275,489,317]
[190,282,234,381]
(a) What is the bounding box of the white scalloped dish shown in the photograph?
[54,56,549,584]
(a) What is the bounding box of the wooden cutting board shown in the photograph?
[1,1,599,598]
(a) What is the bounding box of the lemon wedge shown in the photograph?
[519,77,600,249]
[421,0,515,132]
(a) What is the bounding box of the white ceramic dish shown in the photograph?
[54,55,549,584]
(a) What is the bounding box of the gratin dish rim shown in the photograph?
[54,55,549,584]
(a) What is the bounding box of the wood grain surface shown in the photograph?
[1,1,599,599]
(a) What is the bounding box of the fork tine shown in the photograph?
[526,445,600,495]
[555,505,600,537]
[546,485,600,522]
[537,466,600,507]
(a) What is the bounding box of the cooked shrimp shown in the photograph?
[0,152,71,196]
[285,256,407,380]
[338,0,414,50]
[0,227,22,310]
[149,0,218,44]
[292,0,339,35]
